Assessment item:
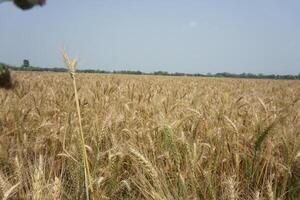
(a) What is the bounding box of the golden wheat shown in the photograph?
[0,71,299,199]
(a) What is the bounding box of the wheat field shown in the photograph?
[0,71,299,199]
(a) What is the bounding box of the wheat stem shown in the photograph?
[62,49,93,199]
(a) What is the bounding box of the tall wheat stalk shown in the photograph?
[62,50,93,199]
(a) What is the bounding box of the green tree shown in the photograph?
[22,59,30,68]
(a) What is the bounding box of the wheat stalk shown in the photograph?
[52,177,62,200]
[226,177,239,200]
[129,147,158,184]
[32,155,45,200]
[62,49,93,199]
[0,172,20,200]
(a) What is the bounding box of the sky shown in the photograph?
[0,0,299,75]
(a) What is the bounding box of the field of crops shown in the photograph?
[0,71,299,199]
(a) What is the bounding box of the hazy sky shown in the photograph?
[0,0,299,74]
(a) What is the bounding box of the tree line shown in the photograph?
[4,60,300,80]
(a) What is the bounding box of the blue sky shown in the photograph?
[0,0,299,74]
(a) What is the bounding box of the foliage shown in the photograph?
[9,64,300,80]
[0,63,12,89]
[22,59,30,68]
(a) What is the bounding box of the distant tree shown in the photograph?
[154,71,169,76]
[173,72,185,76]
[22,59,30,68]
